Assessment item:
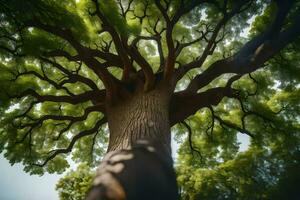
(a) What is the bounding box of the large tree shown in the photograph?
[0,0,299,199]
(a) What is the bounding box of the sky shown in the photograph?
[0,155,61,200]
[0,133,250,200]
[0,138,180,200]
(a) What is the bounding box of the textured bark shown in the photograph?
[86,86,179,200]
[106,86,172,155]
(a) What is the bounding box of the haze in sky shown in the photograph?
[0,155,61,200]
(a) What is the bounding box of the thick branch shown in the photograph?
[24,19,118,96]
[14,89,105,105]
[87,49,123,67]
[91,0,133,81]
[80,56,119,94]
[184,1,300,93]
[170,86,239,126]
[127,45,155,90]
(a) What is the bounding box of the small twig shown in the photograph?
[181,121,203,162]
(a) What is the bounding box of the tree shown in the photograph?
[56,163,95,200]
[0,0,299,199]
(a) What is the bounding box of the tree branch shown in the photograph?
[174,29,210,58]
[24,19,118,97]
[19,103,104,128]
[91,0,133,82]
[127,44,155,90]
[174,0,254,83]
[170,87,238,126]
[181,121,203,161]
[213,111,255,138]
[15,103,105,143]
[40,57,100,91]
[45,50,81,61]
[33,117,107,167]
[143,18,166,70]
[170,75,240,125]
[12,89,104,105]
[183,1,300,94]
[154,0,176,80]
[12,70,74,96]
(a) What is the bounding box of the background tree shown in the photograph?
[175,3,300,199]
[0,0,299,199]
[56,163,95,200]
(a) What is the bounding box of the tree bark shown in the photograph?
[106,86,172,154]
[86,85,179,200]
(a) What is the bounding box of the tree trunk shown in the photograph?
[86,86,179,200]
[106,86,172,154]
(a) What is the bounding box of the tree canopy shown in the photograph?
[56,163,95,200]
[0,0,299,199]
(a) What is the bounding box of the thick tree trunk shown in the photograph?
[86,86,179,200]
[106,86,172,155]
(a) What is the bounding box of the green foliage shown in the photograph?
[174,4,300,196]
[176,81,299,199]
[56,163,95,200]
[99,1,141,36]
[249,2,277,36]
[177,147,300,200]
[22,29,65,56]
[176,60,300,199]
[0,0,299,199]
